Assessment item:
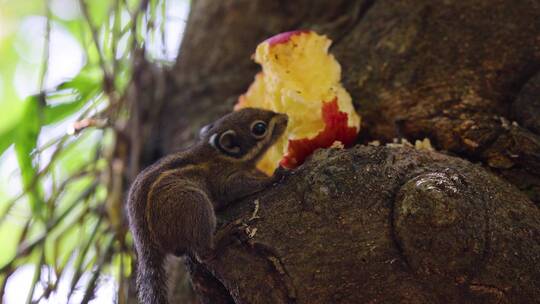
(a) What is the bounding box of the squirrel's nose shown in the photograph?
[275,113,289,126]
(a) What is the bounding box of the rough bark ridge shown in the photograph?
[331,0,540,203]
[195,146,540,303]
[125,0,540,303]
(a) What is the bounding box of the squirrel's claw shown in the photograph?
[273,166,293,185]
[214,219,247,250]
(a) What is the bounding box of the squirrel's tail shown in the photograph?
[137,248,167,304]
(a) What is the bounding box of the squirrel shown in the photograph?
[126,108,289,304]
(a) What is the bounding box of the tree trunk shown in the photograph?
[126,0,540,303]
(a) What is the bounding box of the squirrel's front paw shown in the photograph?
[214,219,247,251]
[273,166,293,184]
[198,221,245,263]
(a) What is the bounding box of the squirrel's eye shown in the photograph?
[250,121,267,138]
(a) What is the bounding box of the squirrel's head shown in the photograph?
[199,108,288,163]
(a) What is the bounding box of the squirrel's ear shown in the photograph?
[209,133,218,148]
[210,130,241,157]
[199,123,213,139]
[218,130,241,156]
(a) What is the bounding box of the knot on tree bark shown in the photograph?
[189,145,540,304]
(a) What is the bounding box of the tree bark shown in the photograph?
[194,146,540,303]
[126,0,540,303]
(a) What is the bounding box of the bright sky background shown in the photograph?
[0,0,190,303]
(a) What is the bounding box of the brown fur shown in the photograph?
[127,108,288,304]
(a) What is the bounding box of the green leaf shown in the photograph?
[0,126,17,157]
[58,64,102,97]
[0,35,25,153]
[44,64,102,125]
[43,99,87,126]
[124,0,140,13]
[50,17,86,43]
[87,0,112,27]
[0,220,25,268]
[14,96,44,217]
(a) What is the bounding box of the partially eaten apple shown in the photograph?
[236,30,361,175]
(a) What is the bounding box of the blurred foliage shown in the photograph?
[0,0,187,303]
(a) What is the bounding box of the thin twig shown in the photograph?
[0,135,69,225]
[130,0,151,51]
[146,0,159,57]
[80,237,115,304]
[122,0,134,16]
[0,183,98,274]
[160,0,167,59]
[118,252,127,304]
[0,219,32,302]
[79,0,112,85]
[67,215,105,301]
[39,1,51,92]
[45,169,98,210]
[79,0,118,104]
[50,249,77,298]
[25,248,45,304]
[1,94,106,225]
[112,0,122,76]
